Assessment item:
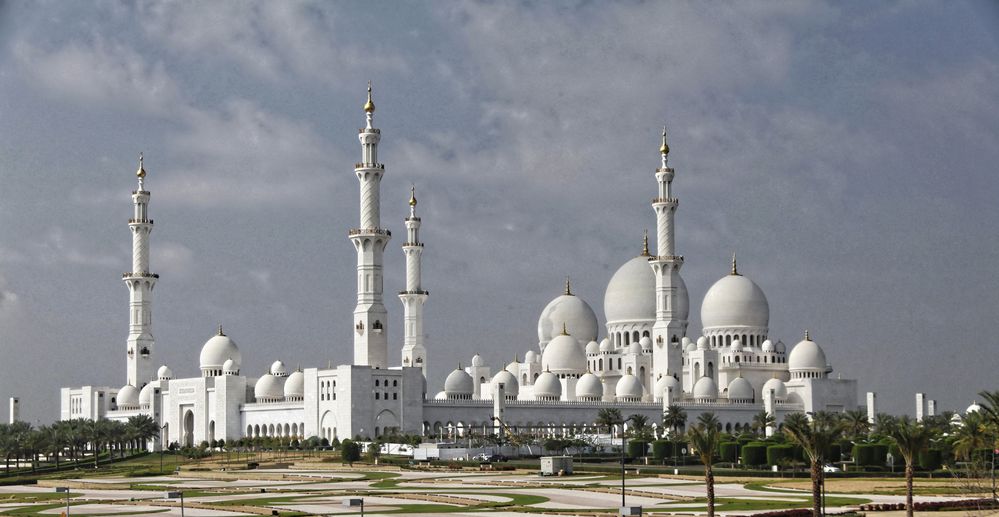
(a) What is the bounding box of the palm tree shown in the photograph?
[976,390,999,501]
[887,416,932,517]
[127,415,160,453]
[628,414,652,442]
[782,412,842,517]
[751,410,775,437]
[662,405,686,438]
[951,411,988,461]
[686,413,721,517]
[840,409,870,440]
[596,408,624,437]
[8,421,32,473]
[873,413,898,437]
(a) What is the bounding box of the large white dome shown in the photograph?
[254,373,283,401]
[541,333,587,375]
[270,360,287,377]
[444,368,473,397]
[576,373,603,400]
[762,377,788,400]
[117,384,139,408]
[538,293,598,346]
[157,365,173,380]
[491,370,519,398]
[604,255,688,325]
[654,375,680,401]
[200,331,242,371]
[533,371,562,399]
[692,376,718,400]
[700,272,769,330]
[615,374,644,400]
[138,383,155,406]
[284,370,304,399]
[788,336,829,372]
[727,376,754,401]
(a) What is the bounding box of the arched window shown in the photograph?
[598,359,603,370]
[618,358,622,370]
[633,331,640,342]
[725,335,731,346]
[642,330,650,338]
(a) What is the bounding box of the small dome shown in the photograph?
[157,365,173,380]
[254,373,284,401]
[284,370,304,399]
[444,368,474,397]
[270,360,287,377]
[654,376,680,401]
[542,333,587,375]
[681,336,692,348]
[727,377,754,401]
[138,383,155,406]
[967,403,982,414]
[701,272,769,330]
[761,339,775,353]
[788,336,829,372]
[223,358,238,374]
[615,374,644,400]
[697,336,709,350]
[576,373,603,400]
[639,336,652,350]
[524,350,538,363]
[538,293,598,346]
[533,371,562,399]
[692,376,718,400]
[743,344,754,353]
[491,370,519,398]
[599,338,613,352]
[950,413,963,424]
[200,332,242,372]
[775,340,787,353]
[729,338,742,350]
[605,256,689,326]
[434,391,447,400]
[627,341,643,355]
[762,377,788,400]
[685,340,697,352]
[585,341,600,355]
[505,360,520,374]
[117,384,139,408]
[471,354,484,367]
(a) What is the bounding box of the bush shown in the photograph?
[652,440,670,462]
[718,442,739,463]
[919,449,942,470]
[854,444,879,466]
[627,440,649,459]
[827,444,841,462]
[741,442,767,466]
[341,439,361,465]
[873,443,890,465]
[767,444,794,466]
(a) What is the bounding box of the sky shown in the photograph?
[1,1,998,425]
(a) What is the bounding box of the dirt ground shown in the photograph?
[760,477,992,496]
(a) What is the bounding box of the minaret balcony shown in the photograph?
[354,162,385,170]
[399,289,429,295]
[131,190,151,195]
[128,218,153,224]
[656,167,674,173]
[358,128,381,134]
[348,227,392,236]
[402,242,424,247]
[122,272,160,279]
[651,197,678,205]
[650,255,684,264]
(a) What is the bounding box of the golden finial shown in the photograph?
[641,230,650,256]
[363,81,375,113]
[217,324,224,336]
[561,322,569,336]
[731,252,739,275]
[660,126,669,155]
[457,362,462,370]
[136,152,146,179]
[409,185,417,207]
[564,276,572,296]
[805,329,811,341]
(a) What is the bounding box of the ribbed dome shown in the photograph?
[538,293,598,346]
[270,360,287,377]
[604,256,689,325]
[697,336,709,350]
[639,336,652,351]
[762,377,788,400]
[727,377,754,401]
[775,340,786,353]
[223,358,239,374]
[761,339,775,353]
[701,273,769,330]
[157,365,173,380]
[471,354,484,367]
[533,371,562,399]
[138,383,155,406]
[491,370,519,398]
[627,341,643,355]
[200,333,242,371]
[729,338,742,350]
[525,350,538,363]
[585,341,600,355]
[576,372,603,400]
[117,384,139,408]
[615,374,644,400]
[284,370,304,399]
[692,376,718,400]
[505,360,520,374]
[654,375,680,401]
[254,373,284,401]
[599,338,613,352]
[788,337,828,372]
[541,333,587,375]
[444,368,474,397]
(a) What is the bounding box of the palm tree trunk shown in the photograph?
[811,460,821,517]
[705,463,715,517]
[905,461,914,517]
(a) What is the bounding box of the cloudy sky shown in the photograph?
[1,1,998,424]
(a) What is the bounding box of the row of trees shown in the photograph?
[0,415,160,473]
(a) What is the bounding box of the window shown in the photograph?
[393,393,397,400]
[375,392,380,400]
[375,379,380,387]
[393,380,398,387]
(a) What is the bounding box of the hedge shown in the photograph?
[742,442,768,466]
[853,444,878,466]
[919,449,942,470]
[718,442,739,463]
[627,440,649,459]
[767,444,795,465]
[652,440,670,462]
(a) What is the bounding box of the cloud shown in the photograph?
[30,227,122,269]
[156,242,195,277]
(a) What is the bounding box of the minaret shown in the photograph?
[649,127,688,380]
[399,186,429,376]
[124,154,158,387]
[350,82,391,368]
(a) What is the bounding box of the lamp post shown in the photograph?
[166,491,184,517]
[55,487,70,516]
[343,497,364,516]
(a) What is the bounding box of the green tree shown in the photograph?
[887,416,932,517]
[662,405,686,438]
[126,414,160,453]
[686,413,721,517]
[596,408,624,436]
[751,410,775,437]
[840,409,870,441]
[782,412,842,517]
[627,414,653,441]
[340,439,361,466]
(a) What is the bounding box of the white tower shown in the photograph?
[650,128,688,380]
[124,154,157,387]
[399,186,429,376]
[351,83,391,369]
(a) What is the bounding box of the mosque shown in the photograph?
[59,86,857,448]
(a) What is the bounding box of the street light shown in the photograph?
[166,491,184,517]
[343,497,364,516]
[55,487,70,516]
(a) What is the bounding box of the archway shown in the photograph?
[183,410,194,447]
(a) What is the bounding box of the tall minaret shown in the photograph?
[399,186,429,376]
[124,154,158,387]
[350,82,391,369]
[650,127,688,381]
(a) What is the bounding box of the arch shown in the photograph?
[320,411,335,440]
[208,420,215,444]
[639,366,646,380]
[598,358,603,370]
[254,424,260,438]
[182,410,194,447]
[632,331,640,342]
[642,330,650,338]
[376,409,399,436]
[246,425,252,437]
[694,362,701,380]
[707,362,714,378]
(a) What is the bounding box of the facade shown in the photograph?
[60,87,857,448]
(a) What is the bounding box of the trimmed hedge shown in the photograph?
[919,449,942,470]
[767,444,795,466]
[718,442,739,463]
[742,442,768,466]
[652,440,670,462]
[627,440,649,459]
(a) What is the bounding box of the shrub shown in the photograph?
[627,440,649,459]
[718,442,739,463]
[341,439,361,465]
[767,444,794,466]
[652,440,670,462]
[741,442,767,466]
[919,449,942,471]
[853,444,878,466]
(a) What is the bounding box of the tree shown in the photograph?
[686,413,721,517]
[126,415,160,453]
[366,441,382,463]
[596,408,624,436]
[840,409,870,441]
[627,414,653,441]
[887,416,932,517]
[782,412,842,517]
[975,390,999,501]
[340,439,361,466]
[751,410,775,437]
[662,405,686,438]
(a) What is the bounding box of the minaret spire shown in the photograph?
[124,153,158,387]
[731,252,739,275]
[641,230,650,256]
[351,83,390,369]
[400,185,429,376]
[564,276,572,296]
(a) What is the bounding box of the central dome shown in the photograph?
[541,333,587,375]
[200,331,242,372]
[538,292,598,347]
[700,273,769,330]
[604,255,688,325]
